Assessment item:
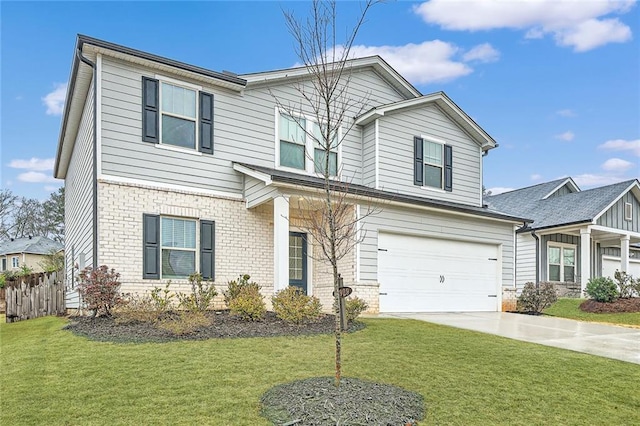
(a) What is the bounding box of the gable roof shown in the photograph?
[485,179,640,231]
[0,236,63,257]
[234,162,530,224]
[355,91,497,151]
[240,55,421,99]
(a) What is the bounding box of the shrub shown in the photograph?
[517,282,557,313]
[224,274,260,306]
[176,273,217,313]
[157,311,211,336]
[229,285,266,321]
[114,293,160,324]
[76,265,122,317]
[0,274,5,289]
[614,271,637,298]
[17,264,33,278]
[585,277,618,302]
[345,296,369,322]
[272,286,323,324]
[150,281,175,312]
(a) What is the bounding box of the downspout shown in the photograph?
[75,48,98,269]
[531,230,540,289]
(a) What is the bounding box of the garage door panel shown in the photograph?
[602,257,640,279]
[378,233,499,312]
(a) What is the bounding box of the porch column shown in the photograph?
[273,195,290,292]
[620,235,630,273]
[580,228,591,293]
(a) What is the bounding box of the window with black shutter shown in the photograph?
[414,136,453,191]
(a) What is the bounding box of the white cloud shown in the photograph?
[17,172,57,184]
[486,187,515,195]
[9,157,55,171]
[42,83,68,115]
[556,109,576,117]
[601,158,635,172]
[413,0,634,52]
[462,43,500,63]
[572,174,628,188]
[555,131,575,141]
[598,139,640,156]
[530,174,542,181]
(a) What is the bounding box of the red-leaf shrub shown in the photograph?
[77,265,122,317]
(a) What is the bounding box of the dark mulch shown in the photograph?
[580,298,640,313]
[64,310,365,343]
[261,377,425,426]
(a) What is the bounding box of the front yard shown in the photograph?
[544,298,640,327]
[1,315,639,425]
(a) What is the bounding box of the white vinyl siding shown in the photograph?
[516,233,536,289]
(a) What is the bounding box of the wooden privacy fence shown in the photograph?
[5,272,65,323]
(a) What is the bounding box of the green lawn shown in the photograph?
[544,298,640,327]
[1,316,639,425]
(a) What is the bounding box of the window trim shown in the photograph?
[157,77,200,151]
[274,107,342,176]
[420,135,446,191]
[160,216,198,280]
[624,202,633,221]
[547,242,576,282]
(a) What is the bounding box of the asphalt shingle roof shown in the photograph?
[0,236,63,256]
[485,179,639,230]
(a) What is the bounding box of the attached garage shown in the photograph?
[378,232,501,312]
[602,256,640,280]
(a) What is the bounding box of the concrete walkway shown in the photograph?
[380,312,640,365]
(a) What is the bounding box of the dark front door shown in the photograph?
[289,232,307,294]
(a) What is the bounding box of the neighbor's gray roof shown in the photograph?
[485,179,639,231]
[0,236,63,256]
[236,162,530,224]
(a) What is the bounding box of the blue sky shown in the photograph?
[2,0,639,199]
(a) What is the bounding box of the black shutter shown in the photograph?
[199,92,214,154]
[142,77,159,143]
[444,144,453,192]
[200,220,215,280]
[414,137,424,186]
[143,214,160,279]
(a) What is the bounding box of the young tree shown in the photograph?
[0,189,18,241]
[279,0,378,387]
[42,187,65,242]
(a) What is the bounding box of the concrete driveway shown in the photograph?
[381,312,640,365]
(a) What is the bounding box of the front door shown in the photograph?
[289,232,308,294]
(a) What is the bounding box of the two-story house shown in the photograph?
[55,35,529,313]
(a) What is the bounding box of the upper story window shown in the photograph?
[413,136,452,191]
[277,111,339,176]
[624,202,633,221]
[142,76,214,155]
[548,244,575,282]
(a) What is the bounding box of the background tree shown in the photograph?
[0,189,18,241]
[42,187,65,242]
[0,187,64,242]
[279,0,377,387]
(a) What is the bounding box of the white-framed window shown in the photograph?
[548,243,576,282]
[423,139,444,189]
[276,110,340,176]
[161,217,197,279]
[624,202,633,221]
[1,258,6,271]
[11,256,19,268]
[160,81,198,150]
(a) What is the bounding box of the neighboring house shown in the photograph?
[54,35,529,313]
[0,236,64,274]
[486,178,640,293]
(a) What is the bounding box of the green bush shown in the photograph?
[224,274,260,306]
[585,277,618,302]
[176,273,217,313]
[150,281,175,312]
[229,285,266,321]
[272,286,323,324]
[0,274,5,289]
[517,282,557,313]
[345,296,369,322]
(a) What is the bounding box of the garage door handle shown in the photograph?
[487,295,497,297]
[379,292,388,295]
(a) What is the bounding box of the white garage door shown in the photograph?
[602,256,640,280]
[378,233,500,312]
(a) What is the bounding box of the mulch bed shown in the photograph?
[580,298,640,313]
[64,310,365,343]
[261,377,425,426]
